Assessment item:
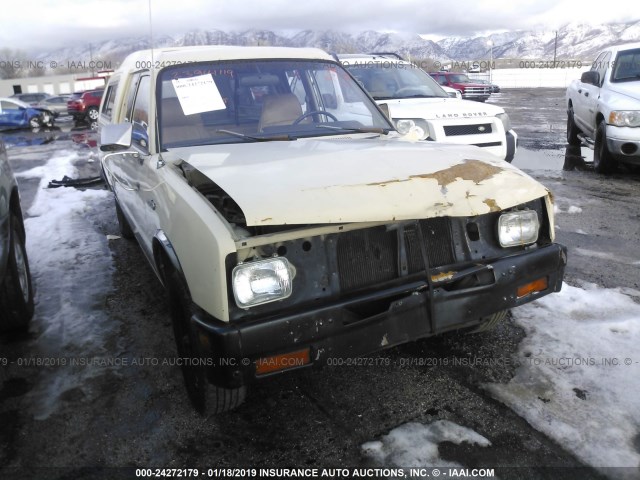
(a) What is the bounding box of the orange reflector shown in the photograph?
[517,277,548,298]
[255,348,310,375]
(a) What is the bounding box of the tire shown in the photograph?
[86,107,99,122]
[467,310,508,334]
[566,106,581,145]
[593,121,615,174]
[28,116,40,128]
[114,199,134,240]
[166,266,246,414]
[0,213,34,332]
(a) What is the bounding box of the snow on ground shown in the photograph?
[14,147,114,420]
[486,283,640,479]
[362,420,491,474]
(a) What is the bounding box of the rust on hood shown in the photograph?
[483,199,500,212]
[410,160,504,188]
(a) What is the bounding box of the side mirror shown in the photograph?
[580,71,600,86]
[100,123,133,152]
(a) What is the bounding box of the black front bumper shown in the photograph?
[193,243,567,388]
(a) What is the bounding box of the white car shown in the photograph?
[99,45,566,414]
[339,53,517,162]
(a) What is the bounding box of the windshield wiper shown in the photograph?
[397,94,439,99]
[315,125,389,135]
[215,129,295,142]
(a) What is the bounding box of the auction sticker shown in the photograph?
[172,74,225,115]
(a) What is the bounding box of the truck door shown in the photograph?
[575,52,610,136]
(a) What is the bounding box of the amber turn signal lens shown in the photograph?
[517,277,548,298]
[255,348,310,375]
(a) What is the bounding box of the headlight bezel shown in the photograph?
[498,209,540,248]
[232,257,294,309]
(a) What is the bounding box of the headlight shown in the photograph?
[608,111,640,127]
[232,257,293,308]
[496,112,511,132]
[498,210,539,247]
[395,119,429,139]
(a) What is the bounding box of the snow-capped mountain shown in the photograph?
[33,21,640,69]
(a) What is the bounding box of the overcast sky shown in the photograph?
[0,0,637,51]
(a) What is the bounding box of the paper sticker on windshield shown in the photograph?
[171,74,226,115]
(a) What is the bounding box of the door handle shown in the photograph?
[148,199,156,210]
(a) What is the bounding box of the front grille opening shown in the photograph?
[337,226,398,292]
[444,123,493,136]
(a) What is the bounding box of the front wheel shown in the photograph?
[0,213,34,332]
[86,107,99,121]
[593,121,615,174]
[166,266,246,414]
[467,310,508,334]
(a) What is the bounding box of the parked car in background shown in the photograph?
[99,45,566,414]
[0,97,55,129]
[340,53,516,161]
[10,92,52,106]
[36,95,71,117]
[429,72,492,101]
[0,139,34,332]
[67,89,104,125]
[473,79,501,93]
[566,42,640,173]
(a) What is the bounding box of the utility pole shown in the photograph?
[553,31,558,67]
[487,40,493,82]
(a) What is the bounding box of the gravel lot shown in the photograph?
[1,90,639,480]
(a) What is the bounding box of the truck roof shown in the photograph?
[118,46,334,72]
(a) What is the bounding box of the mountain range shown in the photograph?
[36,20,640,67]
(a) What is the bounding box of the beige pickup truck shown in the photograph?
[99,45,567,414]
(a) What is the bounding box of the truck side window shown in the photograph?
[130,76,151,151]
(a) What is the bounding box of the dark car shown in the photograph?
[0,98,55,129]
[10,92,52,106]
[0,140,34,332]
[67,89,104,126]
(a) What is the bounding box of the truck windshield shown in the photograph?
[448,74,472,83]
[157,60,392,148]
[611,49,640,83]
[344,62,448,100]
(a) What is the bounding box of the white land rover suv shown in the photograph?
[339,53,517,162]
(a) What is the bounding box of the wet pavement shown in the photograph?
[1,92,639,480]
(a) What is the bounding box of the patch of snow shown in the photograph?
[575,229,588,235]
[567,206,582,214]
[22,149,114,420]
[362,420,491,471]
[486,283,640,477]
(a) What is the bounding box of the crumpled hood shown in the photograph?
[169,136,548,226]
[381,98,504,121]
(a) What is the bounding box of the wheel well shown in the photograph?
[152,234,183,288]
[596,113,605,125]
